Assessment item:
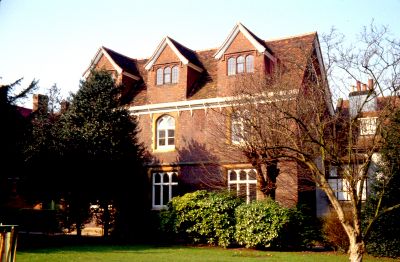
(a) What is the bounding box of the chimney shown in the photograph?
[60,100,70,113]
[368,79,374,90]
[32,94,49,114]
[356,81,361,91]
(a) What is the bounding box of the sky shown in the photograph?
[1,0,399,108]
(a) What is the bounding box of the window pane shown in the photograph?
[163,185,170,205]
[228,58,236,75]
[239,184,246,197]
[172,66,179,84]
[167,138,174,145]
[154,185,160,205]
[249,184,257,202]
[237,56,244,73]
[156,68,163,85]
[159,138,166,146]
[246,55,254,73]
[171,173,178,183]
[239,170,247,180]
[163,173,169,183]
[168,129,175,138]
[159,130,165,138]
[154,173,161,183]
[248,170,257,180]
[229,171,237,181]
[164,67,171,84]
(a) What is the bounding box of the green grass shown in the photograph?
[16,245,398,262]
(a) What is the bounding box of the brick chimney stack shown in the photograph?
[32,94,49,114]
[362,83,367,91]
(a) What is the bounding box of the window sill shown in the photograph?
[154,146,176,153]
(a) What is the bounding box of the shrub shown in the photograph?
[275,205,323,249]
[160,190,243,247]
[234,198,290,249]
[321,209,350,252]
[365,209,400,258]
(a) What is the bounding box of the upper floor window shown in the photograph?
[237,56,245,73]
[359,117,377,136]
[246,55,254,73]
[227,54,254,76]
[172,66,179,84]
[156,68,163,85]
[231,110,249,144]
[228,169,257,204]
[228,57,236,76]
[157,115,175,149]
[156,66,179,85]
[164,67,171,84]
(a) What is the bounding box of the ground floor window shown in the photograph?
[228,168,257,203]
[152,171,178,209]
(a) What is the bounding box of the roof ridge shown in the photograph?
[265,32,317,42]
[102,46,136,61]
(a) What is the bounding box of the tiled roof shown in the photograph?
[102,47,141,77]
[92,32,318,106]
[168,37,204,70]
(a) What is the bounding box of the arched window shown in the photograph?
[228,168,257,204]
[156,68,163,85]
[164,67,171,84]
[246,55,254,73]
[157,115,175,149]
[237,56,245,73]
[171,66,179,84]
[227,57,236,76]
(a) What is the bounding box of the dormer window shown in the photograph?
[227,55,254,76]
[156,66,179,85]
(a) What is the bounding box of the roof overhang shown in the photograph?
[145,37,203,73]
[83,47,140,80]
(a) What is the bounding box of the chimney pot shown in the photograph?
[368,79,374,90]
[362,83,367,91]
[356,81,361,91]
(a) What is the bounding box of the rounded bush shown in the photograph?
[160,190,243,247]
[234,198,290,249]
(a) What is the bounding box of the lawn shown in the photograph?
[16,245,398,262]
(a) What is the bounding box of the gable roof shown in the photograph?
[144,36,204,72]
[83,46,141,80]
[214,22,275,61]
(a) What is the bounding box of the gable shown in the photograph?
[96,54,117,72]
[154,44,180,65]
[225,31,256,54]
[214,22,275,62]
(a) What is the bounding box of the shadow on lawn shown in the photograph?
[17,234,177,253]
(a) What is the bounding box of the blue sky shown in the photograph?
[1,0,399,108]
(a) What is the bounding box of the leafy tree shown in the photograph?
[0,78,37,208]
[57,70,146,237]
[363,107,400,257]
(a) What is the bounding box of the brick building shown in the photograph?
[84,23,330,210]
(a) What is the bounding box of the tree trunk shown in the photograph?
[348,239,365,262]
[102,202,110,238]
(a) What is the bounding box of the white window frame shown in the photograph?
[164,67,171,84]
[246,55,254,73]
[171,66,179,84]
[228,169,257,204]
[156,68,163,85]
[237,56,245,73]
[156,115,175,150]
[152,171,178,209]
[227,57,236,76]
[328,166,367,201]
[359,117,377,136]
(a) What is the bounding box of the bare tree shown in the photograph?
[215,23,399,262]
